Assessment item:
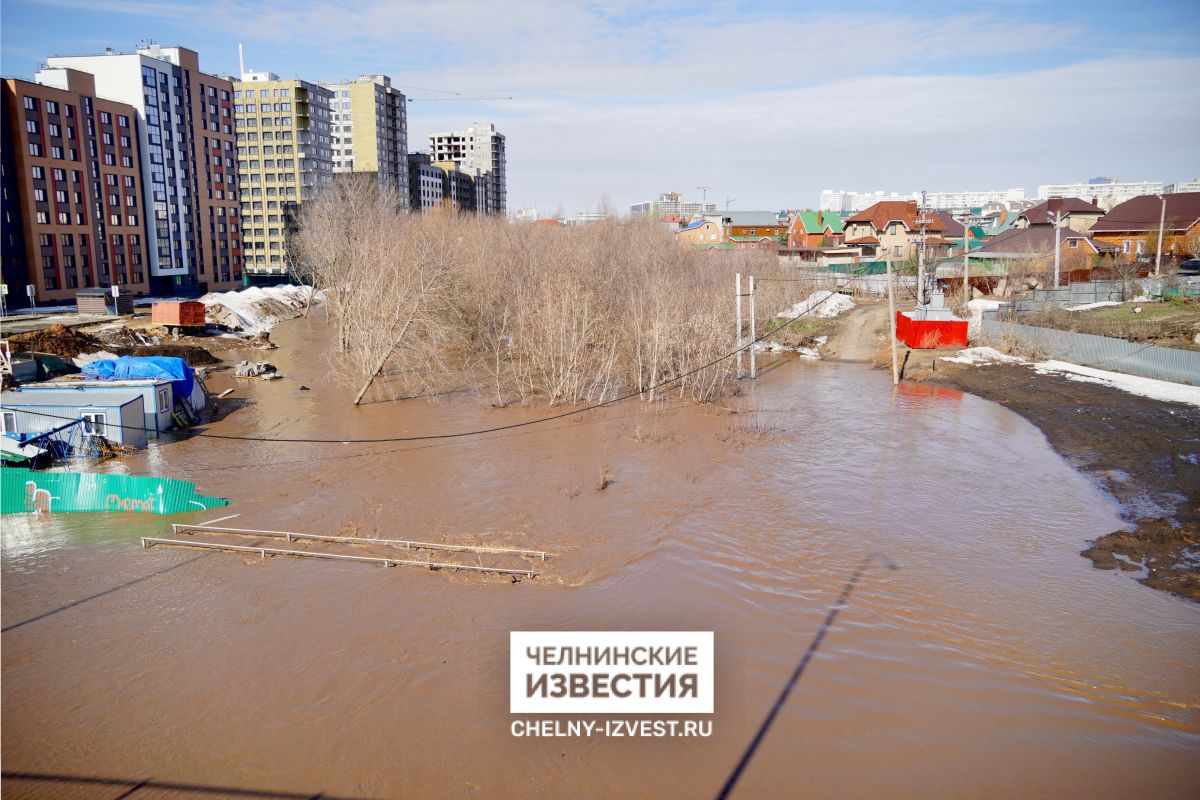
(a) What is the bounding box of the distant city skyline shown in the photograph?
[3,0,1198,215]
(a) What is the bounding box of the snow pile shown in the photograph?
[200,285,317,334]
[754,335,829,360]
[72,350,121,367]
[940,347,1026,365]
[1032,361,1200,407]
[1065,301,1121,312]
[776,290,855,320]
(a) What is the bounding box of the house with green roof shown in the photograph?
[788,210,845,248]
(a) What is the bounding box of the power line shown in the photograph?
[6,274,863,445]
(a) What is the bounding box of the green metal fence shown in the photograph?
[2,467,230,515]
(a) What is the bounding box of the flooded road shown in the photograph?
[3,312,1199,799]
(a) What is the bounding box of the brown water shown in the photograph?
[3,313,1199,799]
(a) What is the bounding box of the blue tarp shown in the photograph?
[82,356,194,401]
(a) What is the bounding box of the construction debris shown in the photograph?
[234,360,280,379]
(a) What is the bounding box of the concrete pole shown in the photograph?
[886,259,899,386]
[1155,194,1166,277]
[735,272,743,378]
[1052,212,1062,288]
[749,275,757,380]
[962,223,970,305]
[917,191,926,305]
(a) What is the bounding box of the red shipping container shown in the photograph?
[152,301,206,327]
[895,311,968,349]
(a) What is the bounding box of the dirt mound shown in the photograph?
[8,324,103,358]
[116,343,221,366]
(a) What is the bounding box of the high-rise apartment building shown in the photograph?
[46,44,243,294]
[429,122,506,215]
[819,190,907,213]
[1037,179,1163,209]
[406,153,476,212]
[919,188,1026,210]
[233,71,333,276]
[322,75,408,204]
[630,192,716,218]
[1,70,150,305]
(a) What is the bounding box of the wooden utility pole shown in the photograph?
[886,258,899,385]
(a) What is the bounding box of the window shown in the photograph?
[0,411,16,434]
[80,411,107,437]
[31,166,44,179]
[29,142,42,157]
[26,119,39,134]
[23,96,37,110]
[46,100,58,115]
[157,387,170,409]
[119,115,129,128]
[100,111,111,124]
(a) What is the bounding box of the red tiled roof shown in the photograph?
[845,236,879,245]
[1089,192,1200,234]
[1018,197,1103,225]
[844,200,946,233]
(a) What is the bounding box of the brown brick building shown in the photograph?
[44,45,243,297]
[2,70,150,304]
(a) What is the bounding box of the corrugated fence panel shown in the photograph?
[2,467,230,515]
[979,320,1200,386]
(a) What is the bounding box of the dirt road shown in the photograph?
[823,300,889,362]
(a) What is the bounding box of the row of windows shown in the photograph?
[234,103,292,113]
[233,88,291,99]
[235,118,295,130]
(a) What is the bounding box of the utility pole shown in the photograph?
[917,190,927,305]
[749,275,757,380]
[1049,210,1062,288]
[735,273,744,378]
[1155,194,1167,277]
[960,212,972,305]
[885,259,899,385]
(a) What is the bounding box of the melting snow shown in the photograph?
[1032,361,1200,407]
[200,285,317,334]
[776,290,855,320]
[939,347,1027,365]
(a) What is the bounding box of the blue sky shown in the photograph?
[4,0,1198,215]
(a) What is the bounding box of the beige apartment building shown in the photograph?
[233,72,333,276]
[322,75,407,204]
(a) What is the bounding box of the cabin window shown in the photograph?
[1,411,16,433]
[157,387,170,409]
[81,411,107,437]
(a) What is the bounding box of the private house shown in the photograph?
[676,218,724,246]
[696,211,786,240]
[965,226,1114,272]
[788,211,844,248]
[843,200,947,260]
[1014,198,1104,232]
[1089,192,1200,260]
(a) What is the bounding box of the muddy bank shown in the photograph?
[930,361,1200,601]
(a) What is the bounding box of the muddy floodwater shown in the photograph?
[3,313,1199,799]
